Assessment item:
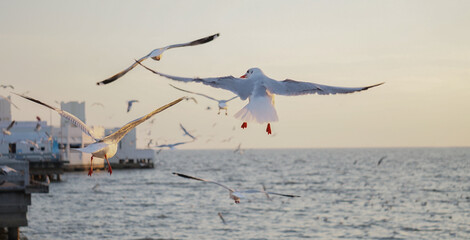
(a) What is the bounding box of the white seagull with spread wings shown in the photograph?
[15,93,186,176]
[173,172,300,204]
[96,33,220,85]
[138,64,384,135]
[170,84,238,115]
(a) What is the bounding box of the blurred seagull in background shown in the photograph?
[127,100,139,113]
[15,93,186,176]
[0,85,14,89]
[2,120,15,135]
[179,123,196,140]
[170,84,238,115]
[34,116,41,132]
[172,172,300,204]
[137,64,384,135]
[155,140,194,150]
[0,165,18,175]
[96,33,220,85]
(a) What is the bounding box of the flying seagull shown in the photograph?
[137,63,384,135]
[172,172,300,204]
[0,165,18,175]
[155,140,194,150]
[0,85,14,89]
[179,123,196,140]
[15,93,186,176]
[127,100,139,112]
[2,120,15,135]
[96,33,220,85]
[170,84,238,115]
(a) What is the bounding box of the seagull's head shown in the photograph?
[240,68,263,79]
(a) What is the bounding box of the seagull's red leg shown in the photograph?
[88,156,94,176]
[105,154,113,175]
[241,122,247,129]
[266,123,272,135]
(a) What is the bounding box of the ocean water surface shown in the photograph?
[23,148,470,239]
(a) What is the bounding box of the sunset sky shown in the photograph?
[1,0,469,149]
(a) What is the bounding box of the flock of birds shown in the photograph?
[2,32,384,204]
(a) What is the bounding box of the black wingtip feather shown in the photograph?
[12,93,56,111]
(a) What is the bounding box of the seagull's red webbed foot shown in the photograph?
[88,156,94,176]
[241,122,247,129]
[104,154,113,175]
[266,123,272,135]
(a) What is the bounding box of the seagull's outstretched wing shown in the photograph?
[170,84,218,102]
[264,78,384,96]
[172,172,235,192]
[6,121,15,131]
[239,189,300,198]
[104,97,184,143]
[137,62,254,100]
[14,93,101,141]
[96,33,219,85]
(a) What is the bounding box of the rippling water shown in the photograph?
[23,148,470,239]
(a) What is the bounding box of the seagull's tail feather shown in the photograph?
[234,97,278,124]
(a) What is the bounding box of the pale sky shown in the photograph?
[1,0,469,149]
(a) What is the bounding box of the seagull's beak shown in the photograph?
[240,74,247,79]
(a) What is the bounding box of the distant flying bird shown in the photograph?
[15,93,186,176]
[0,95,19,109]
[91,102,105,108]
[147,139,153,148]
[20,139,39,149]
[0,85,14,89]
[0,165,18,175]
[179,123,196,140]
[2,120,15,135]
[96,33,220,85]
[170,84,238,115]
[35,116,41,132]
[127,100,139,112]
[138,64,384,135]
[377,156,387,166]
[155,140,194,150]
[218,212,227,224]
[173,172,300,204]
[233,143,243,155]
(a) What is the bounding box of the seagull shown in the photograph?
[0,95,19,109]
[0,85,14,89]
[233,143,243,154]
[170,84,238,115]
[377,156,387,166]
[91,102,105,108]
[155,140,194,150]
[96,33,220,85]
[127,100,139,112]
[0,165,18,175]
[179,123,196,140]
[173,172,300,204]
[15,93,186,176]
[20,139,39,149]
[218,212,227,224]
[137,64,384,135]
[35,116,41,132]
[2,120,15,135]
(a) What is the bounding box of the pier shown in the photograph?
[0,158,49,240]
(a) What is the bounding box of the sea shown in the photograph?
[22,148,470,239]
